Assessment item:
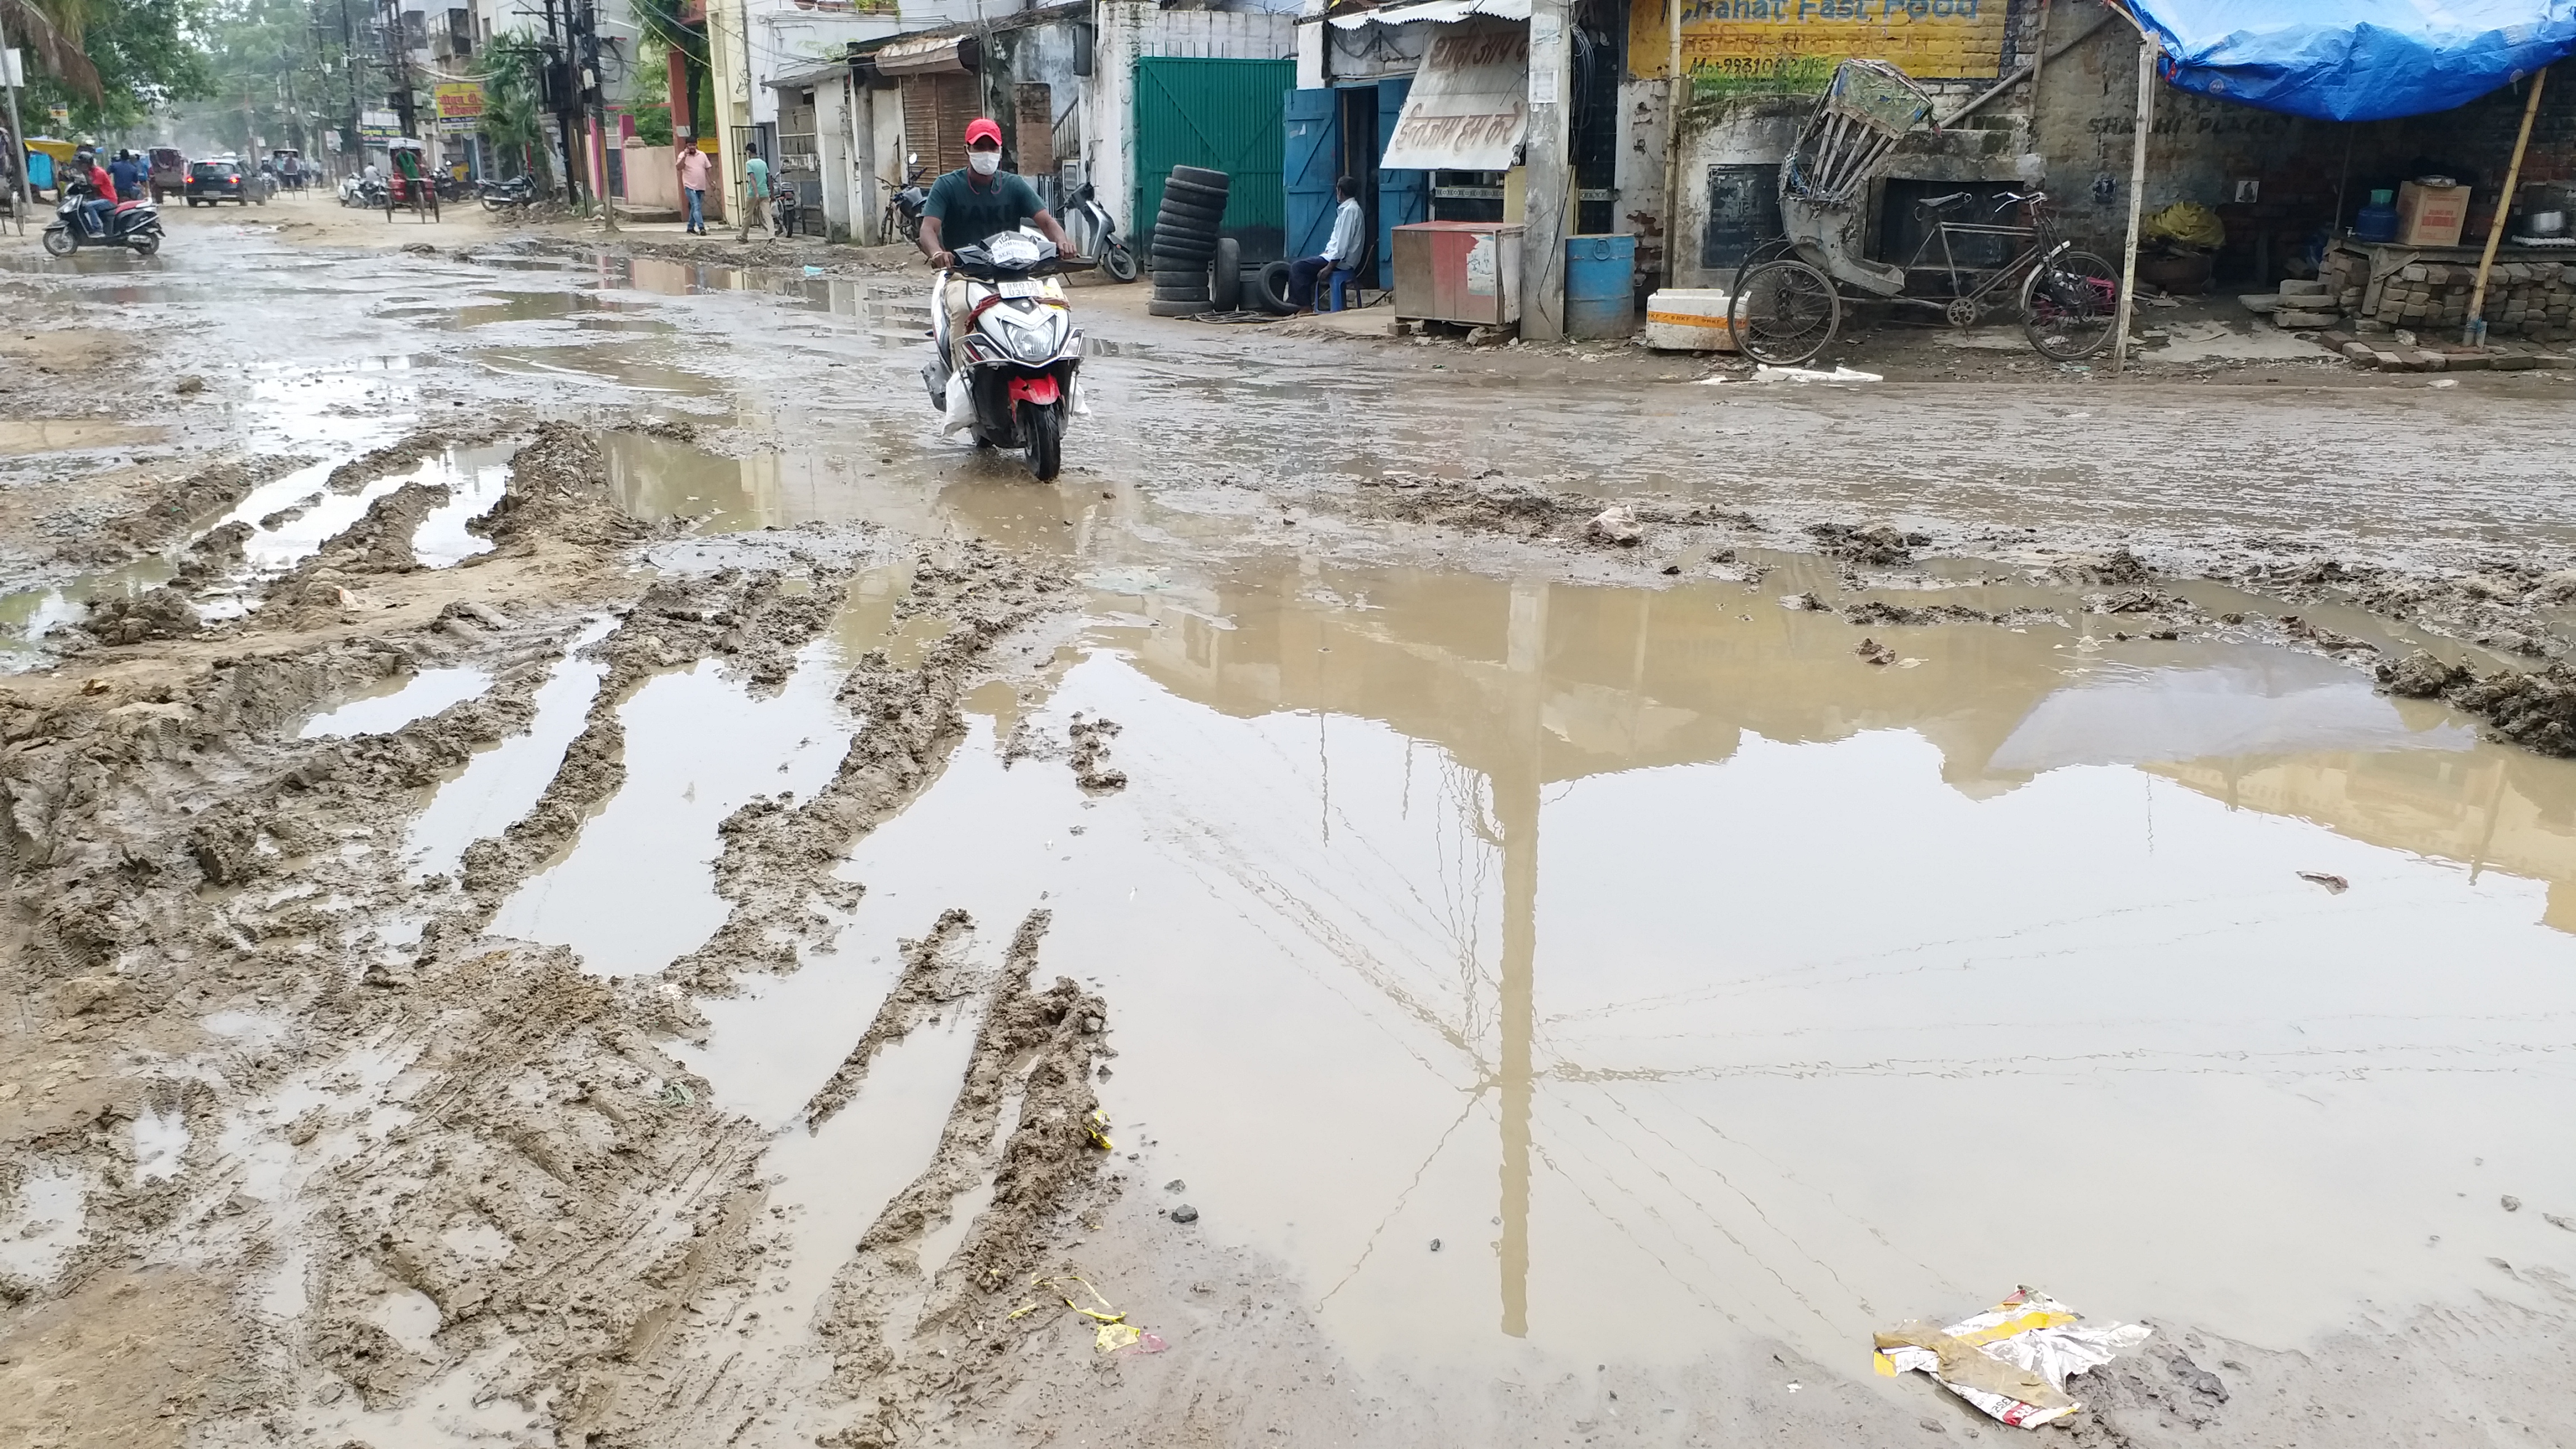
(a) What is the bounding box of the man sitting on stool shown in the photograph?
[1289,177,1365,313]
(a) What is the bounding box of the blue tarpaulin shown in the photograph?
[2128,1,2576,121]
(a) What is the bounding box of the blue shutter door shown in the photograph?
[1283,88,1338,261]
[1375,78,1427,290]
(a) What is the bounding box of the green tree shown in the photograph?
[476,30,551,191]
[10,0,214,134]
[629,48,671,149]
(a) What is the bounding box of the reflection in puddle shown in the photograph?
[473,344,718,396]
[705,558,2576,1385]
[298,667,493,739]
[409,446,513,566]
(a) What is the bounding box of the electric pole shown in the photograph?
[578,0,614,230]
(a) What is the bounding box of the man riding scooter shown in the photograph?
[915,118,1077,431]
[68,148,117,239]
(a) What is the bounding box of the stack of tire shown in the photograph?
[1149,165,1240,317]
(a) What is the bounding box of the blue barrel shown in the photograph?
[2355,188,2399,243]
[1564,234,1637,339]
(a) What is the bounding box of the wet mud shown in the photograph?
[2,210,2574,1449]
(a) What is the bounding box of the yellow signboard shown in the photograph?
[1637,0,2008,89]
[434,82,486,121]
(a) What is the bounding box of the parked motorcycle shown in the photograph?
[42,190,164,258]
[1062,182,1138,283]
[479,176,537,211]
[340,175,386,209]
[882,154,929,244]
[922,231,1085,481]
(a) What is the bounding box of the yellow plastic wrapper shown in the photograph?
[2141,201,2224,250]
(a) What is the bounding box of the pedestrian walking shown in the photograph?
[736,144,773,243]
[676,143,711,235]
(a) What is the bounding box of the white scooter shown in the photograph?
[923,231,1086,481]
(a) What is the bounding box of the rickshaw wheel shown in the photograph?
[1728,236,1798,315]
[1731,259,1841,367]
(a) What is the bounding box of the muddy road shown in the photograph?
[2,200,2574,1449]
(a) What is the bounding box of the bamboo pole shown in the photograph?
[0,4,31,235]
[2110,35,2156,377]
[1660,0,1682,285]
[2466,65,2549,348]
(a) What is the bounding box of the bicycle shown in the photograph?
[1734,191,2119,365]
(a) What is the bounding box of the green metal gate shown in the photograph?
[1135,56,1295,263]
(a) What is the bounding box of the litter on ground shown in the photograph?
[1873,1289,2152,1428]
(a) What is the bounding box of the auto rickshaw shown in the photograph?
[383,138,439,221]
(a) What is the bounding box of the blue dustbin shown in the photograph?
[1565,234,1637,339]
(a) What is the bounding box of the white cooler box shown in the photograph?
[1644,289,1737,351]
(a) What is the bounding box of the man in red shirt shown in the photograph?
[72,148,118,238]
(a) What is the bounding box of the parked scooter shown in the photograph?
[479,175,537,211]
[1062,182,1138,282]
[340,174,386,209]
[42,190,164,258]
[882,154,930,244]
[922,231,1085,481]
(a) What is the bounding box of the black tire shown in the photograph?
[1101,242,1139,283]
[1152,240,1215,266]
[1152,221,1218,247]
[1158,195,1224,225]
[1150,268,1208,289]
[1161,179,1227,207]
[1148,297,1208,317]
[1256,259,1298,314]
[40,226,74,258]
[1730,259,1841,366]
[1210,238,1242,311]
[1168,165,1229,190]
[2021,249,2121,361]
[1022,400,1063,481]
[1155,213,1221,240]
[130,230,161,258]
[1153,285,1212,304]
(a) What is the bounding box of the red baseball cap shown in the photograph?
[964,118,1002,148]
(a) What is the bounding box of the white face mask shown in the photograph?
[968,150,1001,177]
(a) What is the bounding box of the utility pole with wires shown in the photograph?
[577,0,615,230]
[540,0,587,210]
[381,0,418,140]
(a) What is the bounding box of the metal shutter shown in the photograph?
[901,73,980,178]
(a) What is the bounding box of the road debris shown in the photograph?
[1874,1290,2152,1428]
[2297,872,2350,894]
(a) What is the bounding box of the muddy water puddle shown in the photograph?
[632,557,2576,1390]
[298,667,493,739]
[406,617,618,879]
[0,419,173,456]
[484,574,912,975]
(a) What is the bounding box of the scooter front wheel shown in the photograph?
[1022,400,1063,481]
[40,226,74,258]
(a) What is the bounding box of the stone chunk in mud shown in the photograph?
[2281,615,2379,656]
[1855,637,1898,666]
[2096,588,2191,615]
[2057,547,2154,585]
[175,520,254,581]
[1807,522,1926,566]
[1069,714,1126,794]
[83,585,200,645]
[2378,649,2470,698]
[470,421,648,552]
[1844,599,1993,627]
[1353,469,1571,536]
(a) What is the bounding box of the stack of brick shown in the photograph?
[2327,255,2576,339]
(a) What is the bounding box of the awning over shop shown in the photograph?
[1328,0,1529,31]
[1379,21,1528,171]
[764,60,851,92]
[873,33,976,76]
[2128,0,2576,121]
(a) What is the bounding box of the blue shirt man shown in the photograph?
[107,152,147,202]
[1290,176,1367,312]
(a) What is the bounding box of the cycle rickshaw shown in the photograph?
[1729,59,2121,365]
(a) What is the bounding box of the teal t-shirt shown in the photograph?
[924,168,1043,249]
[746,156,770,198]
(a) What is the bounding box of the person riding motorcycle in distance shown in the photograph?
[916,118,1076,368]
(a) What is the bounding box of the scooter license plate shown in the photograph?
[996,279,1043,299]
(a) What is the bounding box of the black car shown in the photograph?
[184,158,270,207]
